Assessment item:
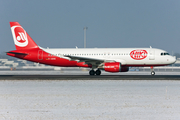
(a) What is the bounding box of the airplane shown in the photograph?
[7,22,176,75]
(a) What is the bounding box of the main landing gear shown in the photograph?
[89,69,101,75]
[150,66,155,76]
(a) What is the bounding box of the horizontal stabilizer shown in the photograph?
[6,52,28,55]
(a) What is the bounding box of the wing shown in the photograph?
[64,55,113,68]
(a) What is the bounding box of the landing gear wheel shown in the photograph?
[151,71,155,76]
[89,70,95,75]
[95,69,101,75]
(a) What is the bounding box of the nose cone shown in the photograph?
[170,56,176,64]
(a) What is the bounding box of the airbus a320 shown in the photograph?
[7,22,176,75]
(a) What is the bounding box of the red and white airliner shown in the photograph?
[7,22,176,75]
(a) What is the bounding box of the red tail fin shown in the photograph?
[10,22,39,50]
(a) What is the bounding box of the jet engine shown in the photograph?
[103,62,129,72]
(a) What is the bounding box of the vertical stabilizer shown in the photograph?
[10,22,39,50]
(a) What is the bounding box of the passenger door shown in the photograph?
[149,50,155,60]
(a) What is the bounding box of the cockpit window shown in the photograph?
[161,52,170,56]
[164,53,170,55]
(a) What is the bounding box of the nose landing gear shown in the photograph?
[151,71,155,75]
[150,66,155,76]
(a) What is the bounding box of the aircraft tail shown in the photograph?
[10,22,39,50]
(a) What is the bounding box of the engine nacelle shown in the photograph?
[103,62,129,72]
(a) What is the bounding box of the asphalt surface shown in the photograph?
[1,75,180,80]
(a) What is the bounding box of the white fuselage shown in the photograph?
[42,47,176,66]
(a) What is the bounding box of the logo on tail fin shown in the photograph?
[11,26,28,47]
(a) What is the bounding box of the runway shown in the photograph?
[1,75,180,80]
[0,71,180,80]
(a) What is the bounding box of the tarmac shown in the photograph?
[0,75,180,80]
[0,71,180,80]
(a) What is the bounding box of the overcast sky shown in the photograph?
[1,0,180,54]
